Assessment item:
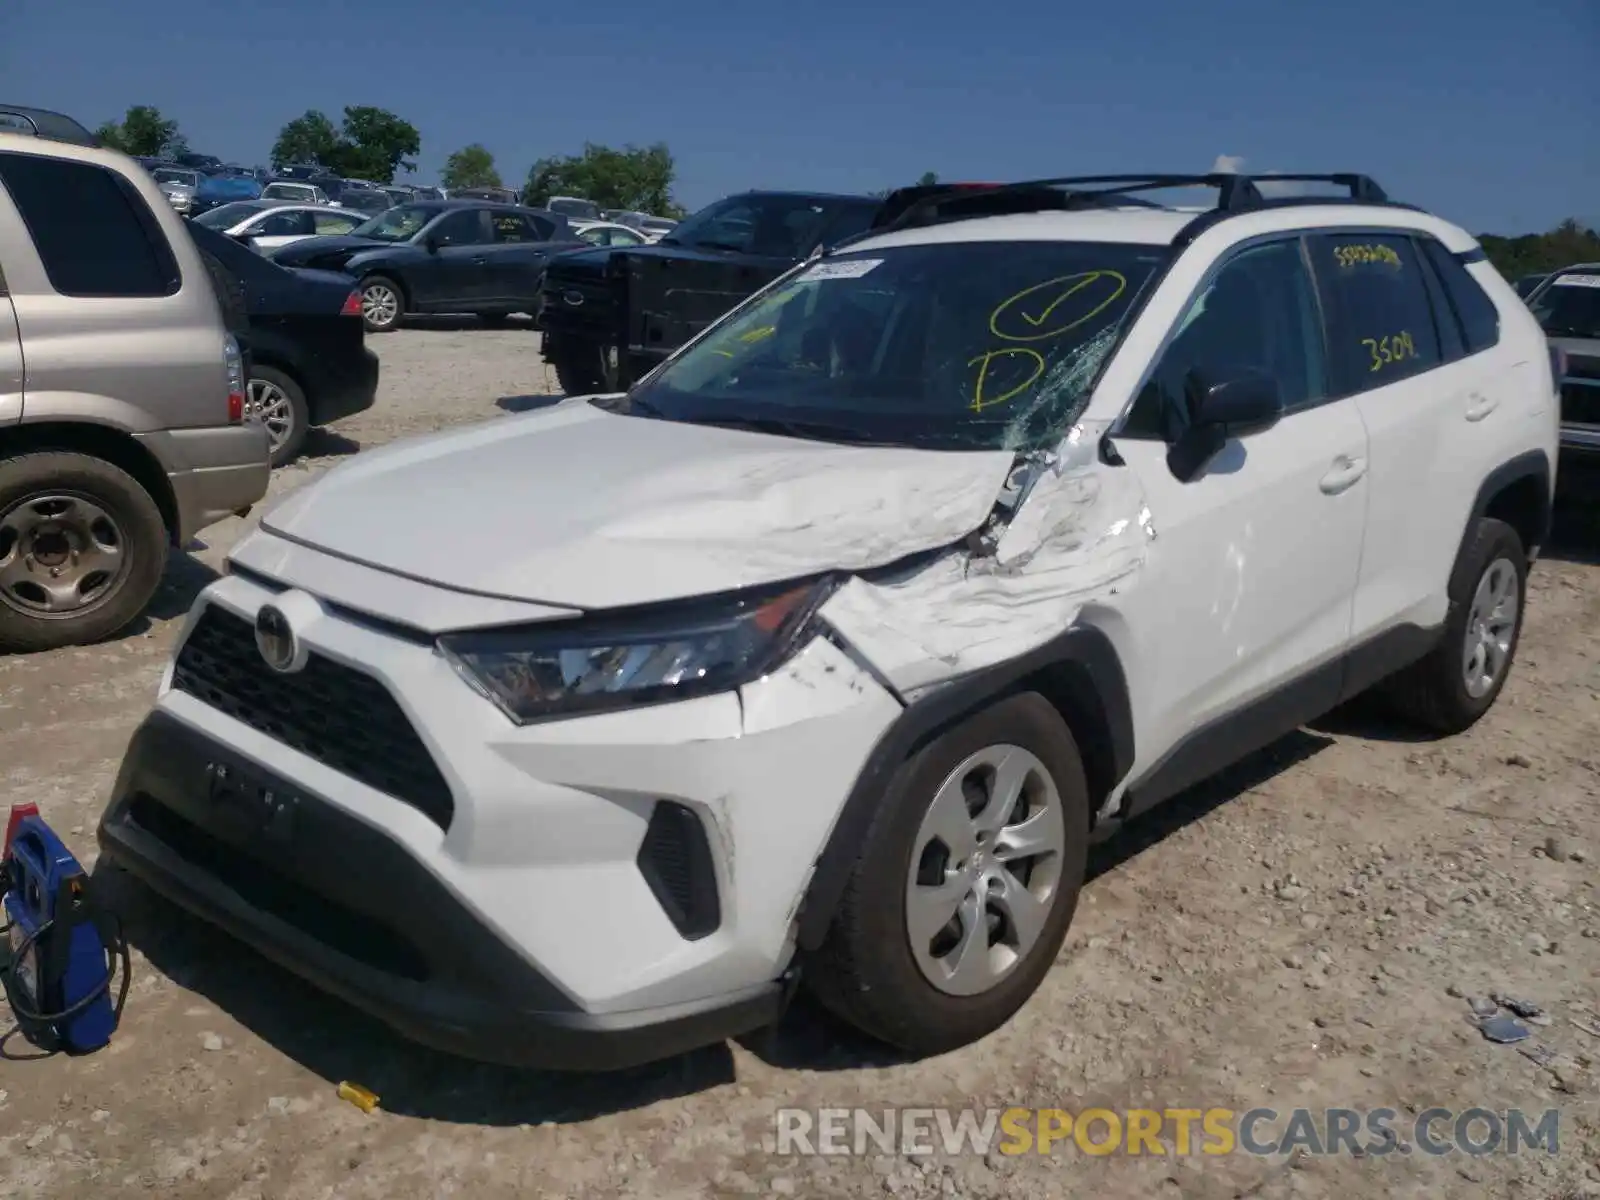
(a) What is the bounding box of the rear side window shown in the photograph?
[0,152,180,298]
[1308,234,1441,395]
[1418,239,1500,354]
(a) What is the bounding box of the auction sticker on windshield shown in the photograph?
[1553,274,1600,288]
[798,258,883,282]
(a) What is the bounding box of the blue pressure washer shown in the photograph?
[1,803,130,1054]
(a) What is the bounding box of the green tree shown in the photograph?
[522,142,677,213]
[440,143,502,191]
[916,171,939,186]
[1478,218,1600,282]
[270,106,421,183]
[93,105,186,158]
[269,110,341,170]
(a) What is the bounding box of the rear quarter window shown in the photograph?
[1308,234,1441,395]
[0,152,181,298]
[1418,239,1501,354]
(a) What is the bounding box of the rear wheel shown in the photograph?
[804,693,1090,1055]
[360,276,404,333]
[246,365,310,467]
[1382,516,1527,733]
[0,452,167,653]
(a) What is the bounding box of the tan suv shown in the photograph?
[0,106,270,652]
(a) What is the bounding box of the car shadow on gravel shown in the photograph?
[100,868,738,1127]
[298,428,362,460]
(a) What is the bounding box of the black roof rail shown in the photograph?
[870,178,1173,236]
[861,172,1411,242]
[0,105,100,148]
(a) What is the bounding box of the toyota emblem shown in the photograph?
[254,605,298,673]
[563,290,584,307]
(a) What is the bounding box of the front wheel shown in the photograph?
[0,452,168,653]
[804,692,1090,1056]
[360,275,404,333]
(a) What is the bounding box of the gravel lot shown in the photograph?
[1,324,1598,1200]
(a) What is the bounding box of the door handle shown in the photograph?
[1465,392,1499,422]
[471,256,488,265]
[1319,456,1368,495]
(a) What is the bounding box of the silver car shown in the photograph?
[260,180,331,205]
[192,199,366,251]
[151,166,201,214]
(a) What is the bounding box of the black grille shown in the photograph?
[636,801,720,940]
[1562,378,1600,427]
[172,606,455,830]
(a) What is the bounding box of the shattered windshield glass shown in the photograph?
[629,241,1167,450]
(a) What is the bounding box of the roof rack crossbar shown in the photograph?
[0,105,100,148]
[868,172,1392,238]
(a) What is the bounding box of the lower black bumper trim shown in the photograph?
[96,710,785,1071]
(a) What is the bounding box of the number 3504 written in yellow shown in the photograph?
[1362,330,1417,372]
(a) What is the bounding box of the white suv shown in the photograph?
[98,173,1559,1070]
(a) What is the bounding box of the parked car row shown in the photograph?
[0,105,381,651]
[265,200,586,331]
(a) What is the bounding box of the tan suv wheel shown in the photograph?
[0,452,168,653]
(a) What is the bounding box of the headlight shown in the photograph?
[438,578,838,724]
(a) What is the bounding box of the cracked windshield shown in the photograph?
[635,243,1165,449]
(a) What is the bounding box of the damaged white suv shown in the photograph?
[99,174,1559,1069]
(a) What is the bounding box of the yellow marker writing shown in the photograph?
[989,271,1128,343]
[1362,329,1417,371]
[969,347,1046,412]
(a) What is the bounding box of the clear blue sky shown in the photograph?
[8,0,1596,234]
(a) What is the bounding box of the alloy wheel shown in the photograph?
[245,377,296,453]
[905,744,1067,997]
[1462,556,1519,699]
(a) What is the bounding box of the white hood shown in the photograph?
[260,399,1015,610]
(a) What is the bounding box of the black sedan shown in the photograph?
[188,221,379,466]
[265,200,583,333]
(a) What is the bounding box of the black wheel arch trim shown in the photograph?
[795,623,1133,952]
[1464,448,1552,565]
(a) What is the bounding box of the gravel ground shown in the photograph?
[1,323,1597,1199]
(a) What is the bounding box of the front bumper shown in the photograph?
[98,565,902,1066]
[1560,422,1600,456]
[98,709,787,1070]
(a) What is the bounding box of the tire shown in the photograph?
[359,275,404,333]
[0,452,168,654]
[247,365,311,468]
[804,692,1090,1056]
[552,345,608,397]
[1383,516,1527,734]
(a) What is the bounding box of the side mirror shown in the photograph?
[1166,368,1283,483]
[423,234,441,253]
